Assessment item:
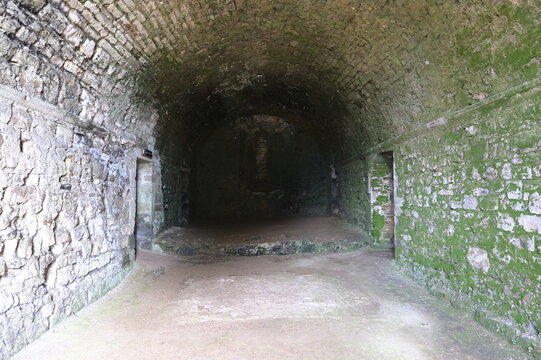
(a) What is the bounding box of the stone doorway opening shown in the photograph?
[135,158,154,253]
[370,151,395,251]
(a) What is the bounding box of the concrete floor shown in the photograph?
[12,249,529,360]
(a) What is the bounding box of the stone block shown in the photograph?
[467,247,490,273]
[17,0,46,12]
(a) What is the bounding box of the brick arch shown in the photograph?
[5,0,539,152]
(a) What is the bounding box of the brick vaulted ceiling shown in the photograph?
[2,0,540,158]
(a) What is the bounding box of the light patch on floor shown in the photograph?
[168,274,371,322]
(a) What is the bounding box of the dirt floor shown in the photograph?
[156,217,368,255]
[12,249,529,360]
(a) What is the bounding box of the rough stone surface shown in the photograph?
[467,247,491,273]
[390,87,541,352]
[0,0,540,358]
[370,153,395,248]
[0,94,149,358]
[0,2,162,357]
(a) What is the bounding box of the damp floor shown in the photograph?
[13,249,529,360]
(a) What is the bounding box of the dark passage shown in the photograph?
[156,115,360,257]
[192,115,329,222]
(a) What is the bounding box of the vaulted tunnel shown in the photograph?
[155,75,350,225]
[190,115,330,221]
[1,0,540,358]
[124,0,541,231]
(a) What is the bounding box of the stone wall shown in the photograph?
[396,84,540,350]
[361,82,540,351]
[338,160,370,233]
[0,1,161,358]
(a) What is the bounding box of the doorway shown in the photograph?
[135,159,154,251]
[370,151,395,249]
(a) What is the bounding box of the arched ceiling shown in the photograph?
[32,0,541,157]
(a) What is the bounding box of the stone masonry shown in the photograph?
[0,1,161,357]
[0,0,540,358]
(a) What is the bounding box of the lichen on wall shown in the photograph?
[370,153,395,248]
[394,85,541,352]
